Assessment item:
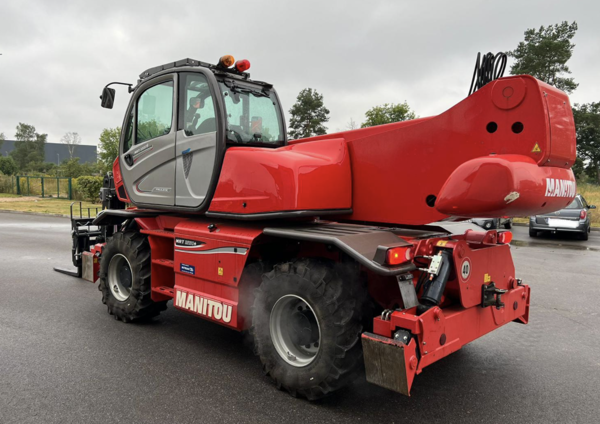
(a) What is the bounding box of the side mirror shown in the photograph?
[100,87,116,109]
[589,205,596,209]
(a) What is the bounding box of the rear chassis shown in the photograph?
[361,225,529,395]
[62,206,530,396]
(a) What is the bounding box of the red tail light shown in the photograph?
[235,59,251,72]
[386,246,413,265]
[498,231,513,244]
[580,209,587,220]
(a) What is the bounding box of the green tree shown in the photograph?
[59,158,87,178]
[0,156,18,175]
[98,127,121,172]
[508,21,578,94]
[573,102,600,184]
[76,176,104,203]
[361,102,417,128]
[10,123,47,172]
[571,156,586,181]
[288,88,330,139]
[35,162,56,175]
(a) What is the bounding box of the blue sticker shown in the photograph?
[180,263,195,275]
[182,148,191,154]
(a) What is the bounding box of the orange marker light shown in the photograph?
[218,55,235,68]
[386,246,413,265]
[498,231,513,244]
[235,59,251,72]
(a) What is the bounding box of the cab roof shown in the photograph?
[138,58,272,88]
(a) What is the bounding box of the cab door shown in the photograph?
[119,74,177,206]
[175,72,220,208]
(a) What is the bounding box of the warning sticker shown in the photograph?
[532,143,541,153]
[437,240,449,247]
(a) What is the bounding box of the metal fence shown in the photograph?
[11,176,73,199]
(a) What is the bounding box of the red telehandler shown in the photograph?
[55,53,576,399]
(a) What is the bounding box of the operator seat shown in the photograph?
[197,117,216,134]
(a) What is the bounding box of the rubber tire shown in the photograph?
[580,227,589,241]
[99,231,167,322]
[504,221,512,229]
[529,228,537,237]
[252,259,365,400]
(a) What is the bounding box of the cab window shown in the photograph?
[181,73,216,136]
[136,81,174,144]
[123,111,134,152]
[219,79,284,146]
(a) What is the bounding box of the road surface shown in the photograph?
[0,212,599,423]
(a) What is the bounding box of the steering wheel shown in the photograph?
[228,125,251,143]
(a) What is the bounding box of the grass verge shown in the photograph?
[0,197,99,216]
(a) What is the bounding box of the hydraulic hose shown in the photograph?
[468,52,507,96]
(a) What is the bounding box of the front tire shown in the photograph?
[99,232,167,322]
[252,259,365,400]
[529,228,537,237]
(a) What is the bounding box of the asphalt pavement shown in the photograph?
[1,212,599,424]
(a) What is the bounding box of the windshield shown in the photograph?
[218,79,284,146]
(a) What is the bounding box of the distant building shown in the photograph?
[1,140,97,164]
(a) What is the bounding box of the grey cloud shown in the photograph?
[0,0,598,147]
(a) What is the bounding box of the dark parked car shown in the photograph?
[472,217,513,230]
[529,194,596,240]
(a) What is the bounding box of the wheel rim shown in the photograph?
[270,294,321,368]
[108,253,133,302]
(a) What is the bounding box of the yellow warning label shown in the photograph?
[484,273,492,283]
[218,267,224,276]
[437,240,449,247]
[532,143,541,153]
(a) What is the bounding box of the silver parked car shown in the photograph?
[529,194,596,240]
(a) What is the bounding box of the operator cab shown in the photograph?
[100,56,286,212]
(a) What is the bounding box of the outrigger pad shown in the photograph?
[361,332,417,396]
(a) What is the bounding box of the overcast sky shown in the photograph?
[1,0,599,149]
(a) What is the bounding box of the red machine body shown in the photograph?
[197,75,575,224]
[121,213,531,396]
[208,138,352,215]
[97,71,576,398]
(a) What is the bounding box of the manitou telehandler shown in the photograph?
[56,53,576,399]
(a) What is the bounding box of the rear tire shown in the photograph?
[99,232,167,322]
[580,227,589,241]
[252,259,365,400]
[504,221,512,229]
